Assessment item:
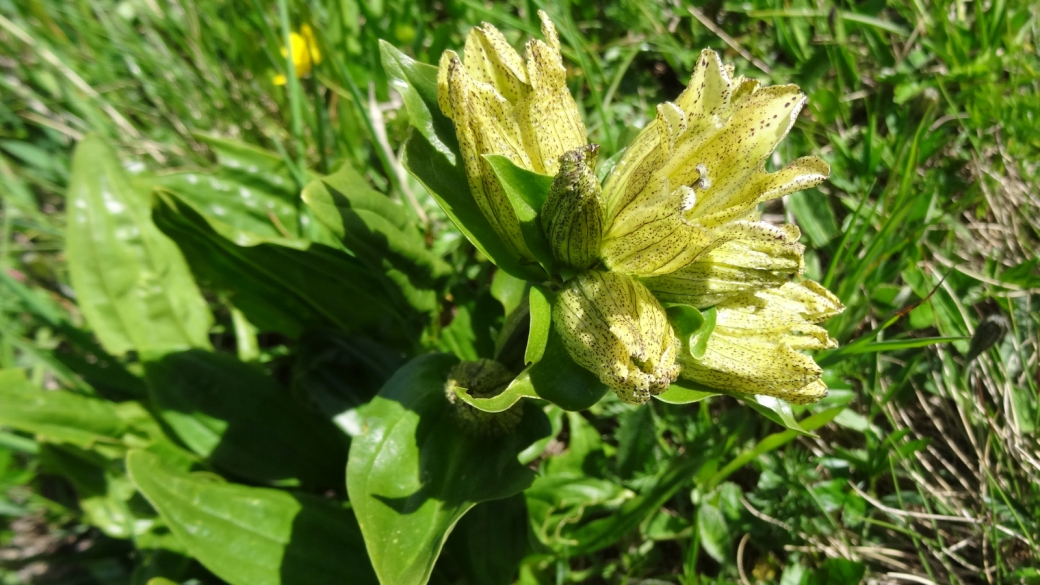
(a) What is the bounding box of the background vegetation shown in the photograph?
[0,0,1038,583]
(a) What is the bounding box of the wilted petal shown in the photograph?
[677,281,844,405]
[553,271,680,404]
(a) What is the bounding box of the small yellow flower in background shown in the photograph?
[553,271,680,405]
[677,281,844,404]
[599,49,829,277]
[273,24,321,86]
[437,10,588,262]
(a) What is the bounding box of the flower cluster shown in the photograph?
[437,13,843,405]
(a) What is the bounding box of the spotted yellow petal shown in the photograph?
[554,271,680,404]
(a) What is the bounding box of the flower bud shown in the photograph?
[541,144,605,271]
[640,221,805,308]
[677,281,844,404]
[437,11,587,262]
[553,271,680,404]
[600,49,829,277]
[444,359,523,436]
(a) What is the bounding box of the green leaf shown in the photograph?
[666,305,717,359]
[788,190,839,247]
[293,330,403,430]
[127,449,377,585]
[567,455,709,555]
[456,326,609,413]
[301,163,450,314]
[153,192,415,343]
[347,354,550,585]
[378,41,458,164]
[804,558,867,585]
[525,286,552,365]
[193,133,305,197]
[525,475,633,552]
[38,444,136,539]
[154,170,302,241]
[490,270,528,317]
[390,54,543,282]
[483,155,556,274]
[438,495,529,585]
[0,369,126,448]
[66,134,212,357]
[145,350,347,490]
[697,503,730,563]
[615,405,656,479]
[655,379,720,405]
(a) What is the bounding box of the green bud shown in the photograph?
[553,270,680,404]
[540,144,605,271]
[444,359,523,436]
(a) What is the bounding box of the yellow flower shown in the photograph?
[640,219,805,308]
[599,49,829,277]
[273,24,321,86]
[437,11,587,262]
[553,271,680,404]
[677,281,844,404]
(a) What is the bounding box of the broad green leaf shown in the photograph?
[194,133,305,196]
[293,330,403,433]
[525,286,552,365]
[66,134,212,357]
[490,270,528,317]
[456,326,608,413]
[391,54,544,282]
[666,305,717,359]
[153,192,415,343]
[0,369,126,447]
[484,155,556,273]
[38,444,136,539]
[378,41,458,164]
[438,495,529,585]
[145,350,347,490]
[155,170,302,241]
[347,354,550,585]
[127,449,377,585]
[301,163,450,314]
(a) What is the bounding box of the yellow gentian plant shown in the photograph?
[409,13,843,411]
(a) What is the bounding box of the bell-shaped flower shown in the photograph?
[640,220,805,308]
[677,280,844,404]
[437,11,587,262]
[541,144,605,271]
[599,49,829,277]
[553,270,680,404]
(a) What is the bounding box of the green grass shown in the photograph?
[1,0,1038,583]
